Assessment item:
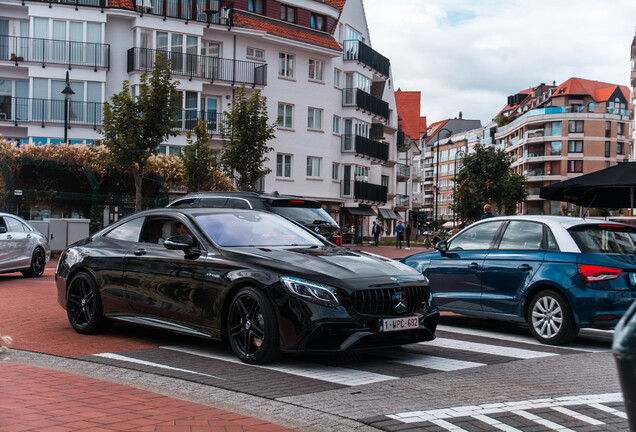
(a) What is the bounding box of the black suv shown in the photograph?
[166,191,340,241]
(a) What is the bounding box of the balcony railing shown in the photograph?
[341,134,388,162]
[0,36,110,69]
[342,88,389,120]
[395,194,410,208]
[370,123,385,140]
[175,111,226,135]
[0,97,103,128]
[396,163,410,178]
[128,47,267,86]
[342,39,390,77]
[396,129,412,150]
[524,129,545,139]
[341,180,387,203]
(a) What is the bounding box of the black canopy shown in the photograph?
[539,162,636,209]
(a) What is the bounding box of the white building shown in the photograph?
[0,0,412,241]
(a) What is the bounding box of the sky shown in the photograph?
[362,0,636,126]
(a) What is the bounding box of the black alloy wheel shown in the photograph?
[22,247,45,277]
[66,272,108,334]
[227,286,280,364]
[527,289,579,345]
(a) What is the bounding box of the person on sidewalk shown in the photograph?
[395,220,404,249]
[405,221,412,250]
[481,204,495,219]
[372,221,381,246]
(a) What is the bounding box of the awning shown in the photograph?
[345,207,377,216]
[378,208,400,220]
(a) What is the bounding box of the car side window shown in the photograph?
[449,221,504,250]
[498,221,544,250]
[5,217,27,232]
[229,198,252,209]
[545,228,559,251]
[170,198,196,208]
[104,217,144,242]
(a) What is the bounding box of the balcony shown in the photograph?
[342,88,389,120]
[395,194,410,210]
[127,47,267,86]
[0,36,110,70]
[175,111,226,135]
[396,129,412,152]
[341,180,387,204]
[524,129,545,140]
[342,39,390,77]
[396,163,410,180]
[341,134,388,163]
[370,123,385,140]
[0,97,103,128]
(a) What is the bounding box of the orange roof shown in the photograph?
[395,91,421,141]
[419,116,427,135]
[553,77,630,102]
[425,120,451,144]
[324,0,346,10]
[233,12,342,51]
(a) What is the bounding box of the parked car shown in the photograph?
[0,212,51,277]
[401,215,636,345]
[166,191,340,242]
[56,208,439,364]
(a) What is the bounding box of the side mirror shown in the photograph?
[0,227,6,234]
[434,240,448,255]
[164,235,195,251]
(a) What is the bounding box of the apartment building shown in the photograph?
[632,33,636,141]
[0,0,410,241]
[494,78,632,215]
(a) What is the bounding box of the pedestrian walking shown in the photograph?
[405,221,412,250]
[395,220,404,249]
[481,204,495,219]
[372,221,381,246]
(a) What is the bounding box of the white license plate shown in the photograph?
[378,316,420,333]
[629,273,636,286]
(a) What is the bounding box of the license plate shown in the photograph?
[630,273,636,286]
[378,316,420,333]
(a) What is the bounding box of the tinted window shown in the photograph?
[104,217,144,242]
[270,206,338,226]
[199,197,228,207]
[449,221,503,251]
[169,198,196,208]
[498,221,544,250]
[5,217,27,232]
[229,198,252,209]
[195,212,323,247]
[568,224,636,254]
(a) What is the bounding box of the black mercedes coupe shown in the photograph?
[56,208,439,364]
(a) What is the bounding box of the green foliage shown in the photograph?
[455,144,528,222]
[101,53,181,211]
[220,85,276,191]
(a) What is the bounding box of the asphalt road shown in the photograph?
[1,266,630,431]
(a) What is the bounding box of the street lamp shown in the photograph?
[453,149,466,228]
[433,128,452,231]
[61,71,74,144]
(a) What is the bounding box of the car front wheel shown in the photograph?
[22,247,45,277]
[527,289,578,345]
[66,272,108,334]
[227,286,280,364]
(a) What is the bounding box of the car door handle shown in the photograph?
[518,264,533,272]
[133,248,147,256]
[468,262,480,270]
[6,235,11,239]
[27,234,31,238]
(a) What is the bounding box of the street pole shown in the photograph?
[61,71,74,144]
[433,128,451,231]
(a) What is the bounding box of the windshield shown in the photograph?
[270,206,338,226]
[568,224,636,254]
[195,212,324,247]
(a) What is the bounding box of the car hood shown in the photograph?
[220,246,424,283]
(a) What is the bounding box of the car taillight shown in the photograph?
[578,264,621,283]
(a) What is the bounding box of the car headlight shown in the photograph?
[280,277,340,307]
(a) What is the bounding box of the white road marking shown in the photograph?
[588,403,628,419]
[429,419,469,431]
[551,406,605,426]
[162,345,397,386]
[94,352,223,379]
[512,409,575,432]
[381,350,486,371]
[423,337,557,359]
[472,414,523,432]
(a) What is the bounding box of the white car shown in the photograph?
[0,212,51,277]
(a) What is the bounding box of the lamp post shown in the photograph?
[453,149,466,229]
[433,128,452,231]
[61,71,74,144]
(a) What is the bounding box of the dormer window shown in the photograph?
[248,0,263,14]
[281,5,296,22]
[311,13,325,30]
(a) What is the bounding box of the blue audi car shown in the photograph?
[401,216,636,345]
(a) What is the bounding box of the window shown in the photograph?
[280,5,295,22]
[332,162,339,180]
[334,68,341,88]
[605,121,611,138]
[617,142,624,155]
[381,175,389,187]
[605,141,611,157]
[567,160,583,173]
[248,0,263,14]
[618,122,625,136]
[104,217,144,242]
[278,52,294,78]
[448,221,504,251]
[498,221,544,250]
[311,13,325,30]
[332,116,340,134]
[246,47,264,60]
[568,120,583,133]
[276,154,292,178]
[354,165,368,182]
[277,103,293,128]
[307,108,323,130]
[307,157,321,177]
[568,140,583,153]
[308,59,324,81]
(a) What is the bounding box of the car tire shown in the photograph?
[227,286,280,364]
[22,247,46,277]
[66,272,109,334]
[527,289,578,345]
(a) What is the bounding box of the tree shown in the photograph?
[454,144,527,222]
[180,118,235,192]
[101,53,181,211]
[220,85,276,191]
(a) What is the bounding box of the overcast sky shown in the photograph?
[362,0,636,126]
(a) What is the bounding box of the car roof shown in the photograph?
[170,191,322,202]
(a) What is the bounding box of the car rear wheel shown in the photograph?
[22,247,45,277]
[227,286,280,364]
[527,289,578,345]
[66,272,108,334]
